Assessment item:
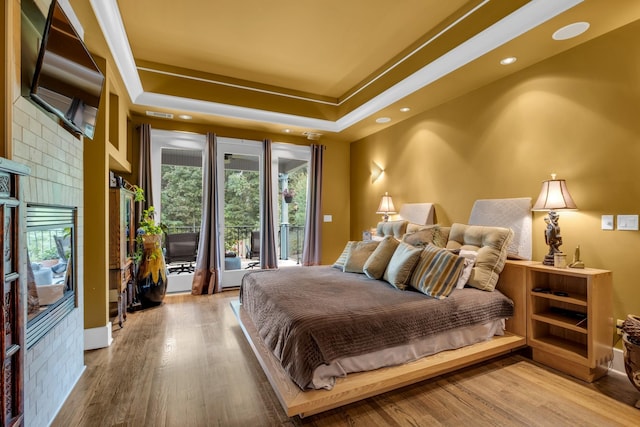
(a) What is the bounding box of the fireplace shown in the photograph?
[25,204,77,349]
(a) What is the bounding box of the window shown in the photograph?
[160,149,203,233]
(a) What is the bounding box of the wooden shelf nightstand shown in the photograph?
[526,263,613,382]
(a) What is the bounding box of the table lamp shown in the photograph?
[532,174,577,265]
[376,192,396,222]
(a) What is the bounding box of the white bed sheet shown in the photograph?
[310,318,506,389]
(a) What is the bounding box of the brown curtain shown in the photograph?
[261,139,278,269]
[138,123,153,216]
[302,144,325,265]
[192,133,221,294]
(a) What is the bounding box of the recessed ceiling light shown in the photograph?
[552,22,590,40]
[400,107,411,112]
[178,114,192,120]
[283,128,291,133]
[376,117,391,124]
[500,57,517,65]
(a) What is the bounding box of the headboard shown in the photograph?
[467,197,532,260]
[398,203,434,226]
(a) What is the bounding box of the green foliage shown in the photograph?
[138,206,165,235]
[133,188,167,264]
[133,185,145,202]
[224,170,260,251]
[160,165,203,232]
[285,168,308,226]
[224,170,260,226]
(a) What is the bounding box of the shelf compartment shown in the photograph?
[531,312,587,333]
[530,320,588,358]
[529,335,588,361]
[529,270,588,301]
[529,290,587,306]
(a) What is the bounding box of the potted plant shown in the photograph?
[133,186,168,307]
[282,188,295,203]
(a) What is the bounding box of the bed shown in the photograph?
[231,221,529,417]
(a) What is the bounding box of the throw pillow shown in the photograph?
[333,241,354,269]
[376,220,409,239]
[383,242,422,290]
[344,240,380,273]
[363,236,400,279]
[445,223,514,291]
[410,244,465,299]
[456,249,478,289]
[402,225,441,248]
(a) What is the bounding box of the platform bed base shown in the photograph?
[230,300,526,418]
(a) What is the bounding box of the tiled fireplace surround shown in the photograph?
[12,97,85,427]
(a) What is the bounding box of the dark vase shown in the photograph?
[284,195,293,203]
[136,234,167,307]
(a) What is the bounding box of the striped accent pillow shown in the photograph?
[409,244,465,299]
[333,241,354,269]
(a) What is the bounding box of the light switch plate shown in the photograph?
[617,214,638,231]
[601,215,614,230]
[323,215,332,222]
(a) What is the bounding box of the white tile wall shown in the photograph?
[12,97,85,427]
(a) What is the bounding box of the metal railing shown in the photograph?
[164,224,305,264]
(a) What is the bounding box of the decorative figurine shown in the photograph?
[569,245,585,269]
[543,211,563,265]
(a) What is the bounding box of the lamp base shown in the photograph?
[543,254,555,266]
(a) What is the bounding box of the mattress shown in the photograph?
[240,266,514,389]
[311,318,505,389]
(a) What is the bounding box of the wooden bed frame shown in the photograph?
[230,260,528,418]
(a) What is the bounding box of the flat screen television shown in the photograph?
[30,0,104,140]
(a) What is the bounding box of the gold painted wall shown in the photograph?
[350,20,640,330]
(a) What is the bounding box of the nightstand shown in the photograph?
[527,263,613,382]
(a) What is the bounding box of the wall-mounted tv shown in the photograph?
[30,0,104,140]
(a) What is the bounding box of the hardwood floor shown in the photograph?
[52,291,640,427]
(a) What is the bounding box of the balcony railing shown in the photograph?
[164,224,304,264]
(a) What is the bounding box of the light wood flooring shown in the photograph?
[52,290,640,427]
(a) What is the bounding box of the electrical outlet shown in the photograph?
[616,319,624,335]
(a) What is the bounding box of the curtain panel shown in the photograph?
[138,123,154,217]
[192,133,222,294]
[261,139,278,269]
[302,144,325,265]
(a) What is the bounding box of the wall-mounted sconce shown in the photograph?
[371,161,384,183]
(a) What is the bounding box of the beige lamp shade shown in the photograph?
[532,174,577,266]
[376,192,396,221]
[532,175,577,211]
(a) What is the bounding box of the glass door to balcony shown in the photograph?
[272,143,310,267]
[217,140,310,287]
[217,138,263,287]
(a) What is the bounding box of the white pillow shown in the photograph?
[455,250,478,289]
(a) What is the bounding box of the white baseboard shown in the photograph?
[611,347,625,376]
[84,322,113,350]
[167,273,193,293]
